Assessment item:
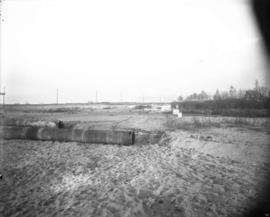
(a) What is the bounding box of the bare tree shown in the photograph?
[229,85,237,98]
[213,89,221,100]
[177,96,183,101]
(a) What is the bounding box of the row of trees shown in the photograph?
[173,80,270,116]
[183,90,211,101]
[178,80,269,102]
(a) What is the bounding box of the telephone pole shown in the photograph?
[56,88,58,104]
[0,86,5,105]
[3,86,5,104]
[0,0,4,105]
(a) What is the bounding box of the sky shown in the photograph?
[0,0,269,104]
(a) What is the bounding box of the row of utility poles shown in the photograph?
[0,88,163,105]
[54,89,164,104]
[0,86,163,105]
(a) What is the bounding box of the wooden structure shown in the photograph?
[0,126,135,145]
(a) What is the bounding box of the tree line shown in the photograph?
[173,80,270,117]
[177,80,269,102]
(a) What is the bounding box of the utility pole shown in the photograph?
[56,88,58,104]
[0,0,4,104]
[0,86,5,105]
[95,91,98,103]
[3,86,5,104]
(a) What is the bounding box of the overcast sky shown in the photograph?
[0,0,269,103]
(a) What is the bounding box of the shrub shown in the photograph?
[164,116,221,131]
[134,105,152,110]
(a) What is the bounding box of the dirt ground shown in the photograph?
[1,104,270,217]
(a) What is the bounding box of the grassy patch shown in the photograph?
[164,115,270,130]
[164,116,221,131]
[46,107,81,113]
[134,105,152,110]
